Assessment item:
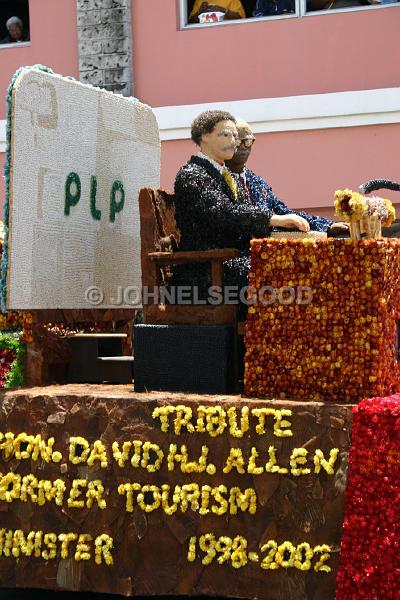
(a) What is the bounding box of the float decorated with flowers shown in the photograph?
[0,66,399,600]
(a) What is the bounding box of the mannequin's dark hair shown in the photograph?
[191,110,236,146]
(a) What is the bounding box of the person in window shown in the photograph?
[225,119,349,235]
[1,16,29,44]
[253,0,295,15]
[173,110,312,300]
[189,1,246,22]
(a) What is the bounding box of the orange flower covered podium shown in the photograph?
[244,238,400,403]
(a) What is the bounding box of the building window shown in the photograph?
[182,0,399,25]
[185,0,295,22]
[0,0,30,46]
[306,0,399,12]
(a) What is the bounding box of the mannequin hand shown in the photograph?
[270,214,310,232]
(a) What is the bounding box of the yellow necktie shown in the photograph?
[222,168,238,200]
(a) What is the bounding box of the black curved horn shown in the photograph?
[359,179,400,194]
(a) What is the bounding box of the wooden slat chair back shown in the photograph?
[138,187,239,325]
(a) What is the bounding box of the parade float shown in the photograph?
[0,67,399,600]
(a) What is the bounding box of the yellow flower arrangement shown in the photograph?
[382,198,396,227]
[275,541,296,569]
[74,533,92,561]
[187,536,197,562]
[117,482,141,512]
[294,542,314,571]
[230,535,248,568]
[180,483,201,513]
[252,408,277,435]
[247,447,264,475]
[215,536,233,565]
[94,533,114,565]
[86,480,107,509]
[112,440,132,467]
[67,479,88,508]
[140,441,164,472]
[165,443,215,474]
[260,540,279,570]
[59,532,78,559]
[203,406,227,437]
[86,440,108,468]
[167,443,182,471]
[335,189,396,229]
[68,436,90,464]
[227,406,249,438]
[206,462,217,475]
[20,474,38,503]
[334,189,367,222]
[130,440,143,467]
[187,534,332,572]
[313,544,332,572]
[152,406,176,432]
[265,446,289,474]
[273,409,293,437]
[199,485,212,515]
[228,487,257,515]
[0,473,21,503]
[314,448,339,474]
[152,403,295,437]
[136,485,162,512]
[0,432,62,463]
[289,448,311,476]
[11,530,42,558]
[0,528,113,564]
[117,482,257,516]
[163,484,181,515]
[38,479,66,506]
[174,405,195,435]
[210,484,228,516]
[199,533,217,565]
[42,533,57,559]
[223,448,246,474]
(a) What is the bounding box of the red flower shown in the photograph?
[335,394,400,599]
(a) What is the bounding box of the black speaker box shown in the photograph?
[133,324,238,394]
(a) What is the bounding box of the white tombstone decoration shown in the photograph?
[5,68,160,309]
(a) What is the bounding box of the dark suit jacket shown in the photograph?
[173,155,271,294]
